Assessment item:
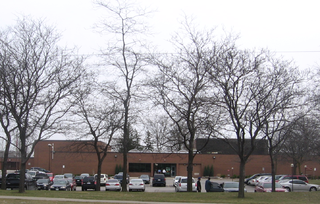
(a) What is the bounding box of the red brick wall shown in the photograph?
[30,140,320,178]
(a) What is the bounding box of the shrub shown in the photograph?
[203,165,214,177]
[115,164,122,174]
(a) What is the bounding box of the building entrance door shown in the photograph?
[153,163,176,177]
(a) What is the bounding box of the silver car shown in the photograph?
[173,176,182,187]
[280,179,319,192]
[105,179,121,191]
[175,177,196,192]
[222,181,247,192]
[128,179,145,192]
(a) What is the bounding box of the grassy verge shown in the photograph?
[0,190,320,204]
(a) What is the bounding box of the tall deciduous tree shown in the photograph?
[144,115,172,152]
[149,21,219,192]
[70,78,123,190]
[281,115,320,174]
[259,58,304,192]
[95,0,151,191]
[0,17,84,193]
[206,42,302,197]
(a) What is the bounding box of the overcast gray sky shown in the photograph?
[1,0,319,140]
[1,0,319,70]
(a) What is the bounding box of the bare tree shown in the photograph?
[95,0,151,192]
[258,58,305,192]
[144,115,172,152]
[70,79,123,190]
[281,115,320,174]
[0,17,84,193]
[206,42,303,197]
[149,21,219,192]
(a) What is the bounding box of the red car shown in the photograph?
[46,173,54,182]
[255,182,287,192]
[67,178,77,191]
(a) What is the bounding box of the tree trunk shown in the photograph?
[270,151,276,192]
[19,144,26,194]
[238,160,246,198]
[122,100,129,192]
[96,161,102,191]
[1,138,11,190]
[187,149,194,192]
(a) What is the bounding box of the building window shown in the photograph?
[129,163,151,172]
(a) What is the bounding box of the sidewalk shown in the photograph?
[0,195,221,204]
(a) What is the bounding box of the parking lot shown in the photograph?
[75,177,255,193]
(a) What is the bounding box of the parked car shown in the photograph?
[53,174,67,181]
[46,172,54,182]
[175,177,196,192]
[30,167,50,173]
[50,179,71,191]
[114,174,129,184]
[278,175,309,183]
[173,176,182,187]
[80,173,90,178]
[207,182,224,192]
[245,173,271,185]
[105,179,122,191]
[2,173,36,190]
[139,174,150,184]
[36,178,52,190]
[255,182,287,192]
[33,173,49,181]
[128,179,145,192]
[152,174,166,187]
[74,176,84,186]
[280,179,319,192]
[66,177,77,191]
[221,181,246,192]
[64,173,74,179]
[94,174,108,185]
[82,176,97,191]
[27,170,38,178]
[255,176,271,186]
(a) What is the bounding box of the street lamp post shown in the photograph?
[231,167,234,181]
[304,165,307,176]
[291,163,294,192]
[48,144,52,171]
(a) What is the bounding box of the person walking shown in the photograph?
[197,177,202,192]
[205,177,212,192]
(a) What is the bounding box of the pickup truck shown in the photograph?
[0,173,36,190]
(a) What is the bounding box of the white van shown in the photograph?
[94,174,108,185]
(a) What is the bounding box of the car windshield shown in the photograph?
[108,179,119,183]
[54,180,66,184]
[140,175,148,178]
[131,179,143,183]
[224,183,239,188]
[263,183,282,188]
[37,179,48,183]
[181,178,195,183]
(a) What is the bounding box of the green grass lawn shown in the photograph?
[0,189,320,204]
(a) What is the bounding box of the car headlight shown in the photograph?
[60,186,65,189]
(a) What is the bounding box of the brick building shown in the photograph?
[2,139,320,178]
